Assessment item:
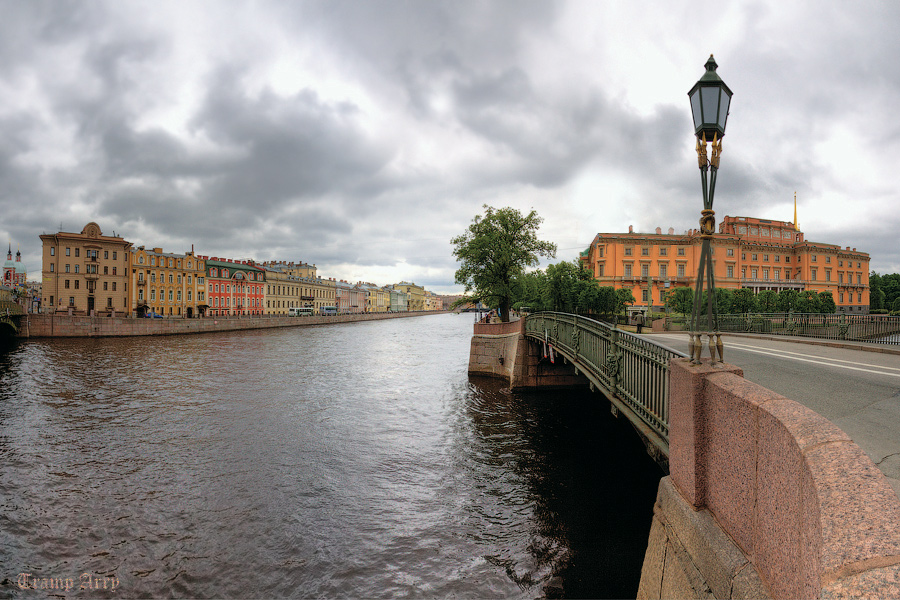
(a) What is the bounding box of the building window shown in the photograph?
[75,248,80,257]
[785,256,791,263]
[857,274,862,284]
[151,290,156,301]
[641,247,649,256]
[839,292,844,303]
[775,255,780,262]
[624,247,633,256]
[103,281,108,291]
[65,264,70,273]
[826,256,831,263]
[726,265,734,278]
[74,265,79,273]
[677,248,685,256]
[69,297,74,305]
[811,255,817,262]
[659,264,667,278]
[839,260,843,267]
[139,255,144,264]
[811,268,817,281]
[104,251,109,259]
[74,280,79,289]
[741,253,746,260]
[169,274,174,284]
[826,270,831,282]
[169,290,174,302]
[50,247,55,256]
[624,264,633,278]
[858,292,862,303]
[641,264,649,277]
[112,267,116,275]
[752,254,758,261]
[726,248,734,257]
[151,257,156,266]
[50,264,55,272]
[677,264,685,278]
[66,247,70,256]
[774,269,780,280]
[112,282,116,291]
[642,289,649,302]
[65,279,70,289]
[763,254,769,262]
[113,252,117,260]
[763,269,769,280]
[177,290,182,301]
[751,268,758,279]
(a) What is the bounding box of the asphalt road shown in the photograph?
[648,332,900,498]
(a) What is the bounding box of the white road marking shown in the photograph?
[727,342,900,379]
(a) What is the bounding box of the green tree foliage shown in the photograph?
[545,261,585,312]
[511,270,547,312]
[818,291,837,314]
[794,290,819,313]
[777,289,798,313]
[871,272,900,311]
[757,290,779,312]
[452,205,556,322]
[731,288,758,314]
[665,287,693,315]
[893,297,900,313]
[615,288,636,315]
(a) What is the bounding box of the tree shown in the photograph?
[452,205,557,322]
[757,290,779,313]
[665,287,693,315]
[732,288,758,314]
[818,291,837,314]
[615,288,636,316]
[777,289,798,313]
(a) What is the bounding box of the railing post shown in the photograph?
[608,326,620,395]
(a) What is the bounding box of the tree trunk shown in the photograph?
[499,298,510,322]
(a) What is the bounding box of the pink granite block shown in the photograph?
[702,372,760,557]
[753,397,808,600]
[669,358,745,507]
[821,563,900,600]
[801,460,824,599]
[804,440,900,576]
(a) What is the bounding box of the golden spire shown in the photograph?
[794,191,798,231]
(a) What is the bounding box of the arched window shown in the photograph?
[139,255,144,264]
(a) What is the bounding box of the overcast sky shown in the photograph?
[3,1,899,293]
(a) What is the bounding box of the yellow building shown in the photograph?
[263,266,303,314]
[579,216,870,313]
[131,247,207,317]
[393,282,425,311]
[40,222,132,314]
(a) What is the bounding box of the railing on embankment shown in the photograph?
[523,312,686,459]
[667,312,900,345]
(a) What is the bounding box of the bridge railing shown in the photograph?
[524,312,687,453]
[667,312,900,345]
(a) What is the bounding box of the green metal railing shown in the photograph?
[524,312,687,457]
[667,312,900,345]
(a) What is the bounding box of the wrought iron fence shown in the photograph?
[524,312,687,454]
[666,312,900,345]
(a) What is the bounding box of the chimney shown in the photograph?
[628,225,634,234]
[655,227,662,235]
[668,227,675,235]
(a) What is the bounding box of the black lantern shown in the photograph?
[688,55,732,141]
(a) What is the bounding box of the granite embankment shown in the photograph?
[18,311,448,338]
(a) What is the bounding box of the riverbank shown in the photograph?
[17,310,450,338]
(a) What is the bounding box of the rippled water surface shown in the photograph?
[1,314,662,598]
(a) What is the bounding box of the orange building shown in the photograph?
[579,216,870,313]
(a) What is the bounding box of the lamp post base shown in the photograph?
[688,331,724,365]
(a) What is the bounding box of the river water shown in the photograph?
[0,314,662,598]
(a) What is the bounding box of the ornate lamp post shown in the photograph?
[687,54,732,363]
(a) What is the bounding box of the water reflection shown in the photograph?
[0,315,660,598]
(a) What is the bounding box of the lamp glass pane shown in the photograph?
[718,89,730,130]
[690,89,702,130]
[700,86,720,127]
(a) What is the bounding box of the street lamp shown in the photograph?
[687,54,732,364]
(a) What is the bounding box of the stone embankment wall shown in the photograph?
[19,311,446,338]
[638,359,900,600]
[468,318,586,390]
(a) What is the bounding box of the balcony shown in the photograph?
[740,277,805,289]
